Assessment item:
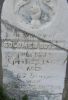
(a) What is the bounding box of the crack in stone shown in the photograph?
[1,19,68,53]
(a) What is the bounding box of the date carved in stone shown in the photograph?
[14,0,57,29]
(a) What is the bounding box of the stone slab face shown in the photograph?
[1,0,68,100]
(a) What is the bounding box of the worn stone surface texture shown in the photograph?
[1,0,68,100]
[0,0,4,86]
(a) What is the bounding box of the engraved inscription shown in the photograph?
[1,0,68,99]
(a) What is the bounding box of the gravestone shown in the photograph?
[1,0,68,100]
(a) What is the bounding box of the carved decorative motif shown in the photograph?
[15,0,57,29]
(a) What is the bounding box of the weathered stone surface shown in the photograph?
[1,0,68,100]
[0,0,4,86]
